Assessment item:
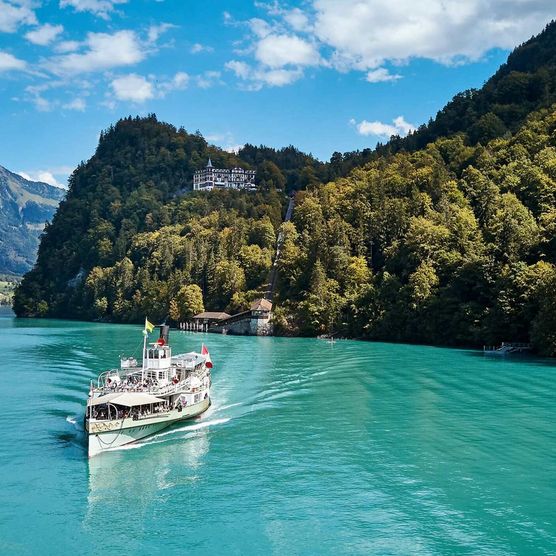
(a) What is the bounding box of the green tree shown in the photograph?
[174,284,204,321]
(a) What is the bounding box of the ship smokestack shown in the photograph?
[159,324,170,345]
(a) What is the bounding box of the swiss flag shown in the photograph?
[201,344,213,368]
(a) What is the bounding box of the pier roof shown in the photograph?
[192,311,231,321]
[250,298,272,312]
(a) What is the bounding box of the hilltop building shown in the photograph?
[193,158,256,191]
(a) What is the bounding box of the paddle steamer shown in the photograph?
[85,320,212,457]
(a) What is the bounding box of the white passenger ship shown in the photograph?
[85,320,212,457]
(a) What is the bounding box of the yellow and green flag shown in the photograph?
[145,318,155,333]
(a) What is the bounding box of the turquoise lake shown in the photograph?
[0,311,555,555]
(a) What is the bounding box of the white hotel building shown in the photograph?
[193,158,257,191]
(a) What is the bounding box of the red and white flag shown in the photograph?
[201,344,213,368]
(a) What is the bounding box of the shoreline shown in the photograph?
[7,311,539,355]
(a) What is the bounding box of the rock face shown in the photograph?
[0,165,65,275]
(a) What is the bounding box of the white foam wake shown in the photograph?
[154,417,230,439]
[104,417,231,452]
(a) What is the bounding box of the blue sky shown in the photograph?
[1,0,555,187]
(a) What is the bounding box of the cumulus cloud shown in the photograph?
[365,68,402,83]
[147,22,176,43]
[351,116,416,138]
[225,22,321,89]
[313,0,556,69]
[283,8,311,32]
[59,0,127,20]
[111,74,154,102]
[45,30,145,75]
[255,34,321,68]
[0,51,26,72]
[225,60,251,80]
[226,0,556,89]
[54,40,81,53]
[18,170,65,188]
[25,24,64,46]
[110,71,189,103]
[0,0,36,33]
[226,59,302,89]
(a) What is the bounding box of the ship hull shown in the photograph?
[87,398,210,457]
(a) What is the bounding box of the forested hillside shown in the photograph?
[15,22,556,355]
[13,116,285,323]
[273,108,556,354]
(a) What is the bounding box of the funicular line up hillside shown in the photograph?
[179,196,295,336]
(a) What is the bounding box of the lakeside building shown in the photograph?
[193,158,256,191]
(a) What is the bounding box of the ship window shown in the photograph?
[194,393,201,403]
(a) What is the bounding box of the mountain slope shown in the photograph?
[13,116,285,320]
[0,165,65,274]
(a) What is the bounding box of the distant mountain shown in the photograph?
[0,165,65,275]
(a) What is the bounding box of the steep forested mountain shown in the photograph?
[273,108,556,354]
[14,22,556,355]
[13,116,285,322]
[0,165,65,274]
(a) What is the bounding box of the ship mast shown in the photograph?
[142,318,148,384]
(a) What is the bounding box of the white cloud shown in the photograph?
[147,22,175,43]
[365,68,402,83]
[352,115,416,138]
[249,18,273,38]
[225,60,251,80]
[255,3,312,32]
[226,0,556,89]
[225,59,303,89]
[158,71,189,94]
[225,144,244,154]
[110,71,189,103]
[25,24,64,46]
[63,97,86,111]
[46,30,144,75]
[256,67,302,87]
[255,34,321,68]
[111,74,154,102]
[0,1,36,33]
[283,8,311,32]
[171,71,189,88]
[54,40,81,53]
[59,0,127,20]
[18,170,64,188]
[0,51,26,72]
[191,43,214,54]
[196,70,221,89]
[313,0,556,70]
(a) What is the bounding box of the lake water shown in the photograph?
[0,314,555,555]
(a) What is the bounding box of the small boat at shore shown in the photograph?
[85,319,212,457]
[483,342,531,356]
